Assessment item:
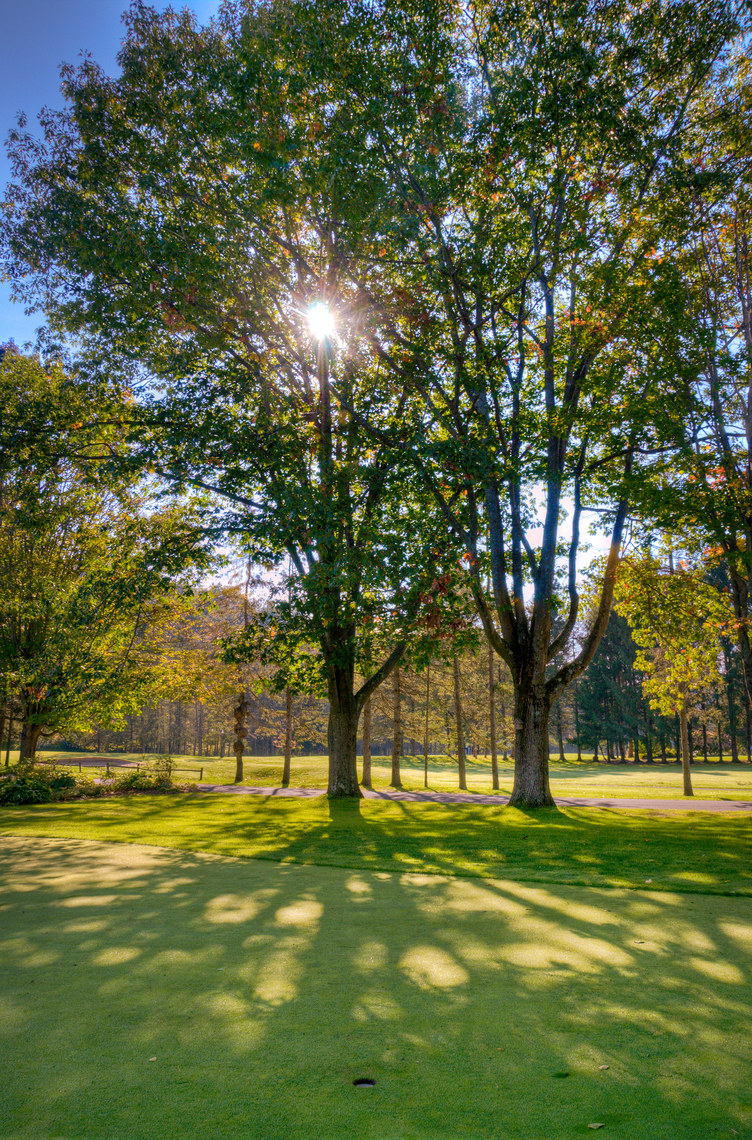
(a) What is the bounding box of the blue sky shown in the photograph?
[0,0,219,347]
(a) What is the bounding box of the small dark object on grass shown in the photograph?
[553,1071,570,1078]
[353,1078,376,1088]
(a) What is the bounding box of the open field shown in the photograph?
[1,832,751,1140]
[26,749,752,800]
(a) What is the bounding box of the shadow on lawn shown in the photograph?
[1,835,751,1140]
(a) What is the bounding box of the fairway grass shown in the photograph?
[36,749,752,800]
[1,836,751,1139]
[1,794,751,896]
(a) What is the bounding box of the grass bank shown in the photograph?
[1,793,750,895]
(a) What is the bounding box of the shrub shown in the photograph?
[112,769,157,792]
[0,770,54,805]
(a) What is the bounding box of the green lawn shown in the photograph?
[1,831,751,1139]
[33,749,752,800]
[1,794,750,895]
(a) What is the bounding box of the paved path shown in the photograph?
[195,783,752,812]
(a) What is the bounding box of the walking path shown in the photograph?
[196,783,752,811]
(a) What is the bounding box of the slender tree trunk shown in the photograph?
[556,702,565,762]
[282,687,293,787]
[645,707,654,762]
[452,653,467,791]
[389,666,403,789]
[423,665,430,789]
[0,710,4,769]
[4,713,11,766]
[660,732,667,763]
[361,697,372,788]
[727,675,740,762]
[488,648,499,790]
[718,720,724,763]
[573,682,582,762]
[702,722,708,763]
[233,691,248,784]
[688,718,694,763]
[327,662,362,797]
[679,700,694,796]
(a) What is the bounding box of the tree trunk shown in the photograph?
[727,676,740,762]
[423,665,430,789]
[688,718,694,763]
[509,682,554,807]
[573,682,582,762]
[361,697,372,788]
[679,700,694,796]
[282,687,293,786]
[452,653,467,791]
[645,707,654,762]
[488,649,499,790]
[233,691,248,784]
[3,713,10,766]
[327,663,362,797]
[389,666,403,789]
[718,720,724,763]
[660,732,667,763]
[556,702,565,762]
[702,722,708,763]
[18,719,42,764]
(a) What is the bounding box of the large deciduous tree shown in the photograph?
[307,0,745,804]
[0,348,208,759]
[0,2,452,795]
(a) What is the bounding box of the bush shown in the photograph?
[112,769,158,792]
[0,769,54,805]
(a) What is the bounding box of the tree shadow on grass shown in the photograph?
[1,835,751,1139]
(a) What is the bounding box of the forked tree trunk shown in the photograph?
[282,687,293,787]
[327,663,361,797]
[679,700,694,797]
[452,653,467,791]
[509,682,554,807]
[361,697,372,788]
[390,666,403,789]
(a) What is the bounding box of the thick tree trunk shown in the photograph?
[327,664,361,797]
[18,719,42,764]
[679,701,694,796]
[509,684,554,807]
[452,653,467,791]
[488,649,499,790]
[389,666,403,789]
[361,697,372,788]
[282,687,293,786]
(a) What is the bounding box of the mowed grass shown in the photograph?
[37,749,752,800]
[1,794,750,895]
[1,834,751,1140]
